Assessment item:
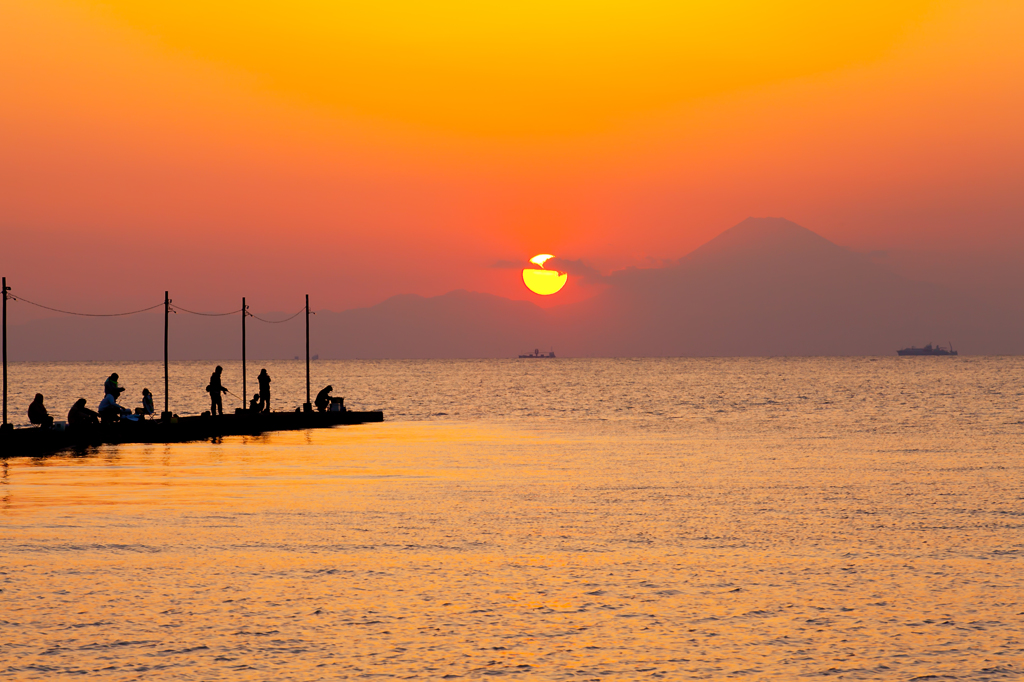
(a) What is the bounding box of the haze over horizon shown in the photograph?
[9,217,1022,360]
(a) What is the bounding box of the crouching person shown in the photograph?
[68,398,100,427]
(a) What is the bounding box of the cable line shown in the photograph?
[249,307,305,324]
[10,295,163,317]
[170,304,244,317]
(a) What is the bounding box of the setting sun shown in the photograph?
[522,254,568,296]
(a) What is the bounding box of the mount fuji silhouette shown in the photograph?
[550,216,1004,356]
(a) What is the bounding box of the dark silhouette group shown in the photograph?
[206,366,273,414]
[26,372,153,429]
[24,366,342,429]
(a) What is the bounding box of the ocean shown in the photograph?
[1,358,1022,679]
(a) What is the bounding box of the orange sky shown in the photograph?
[2,0,1023,317]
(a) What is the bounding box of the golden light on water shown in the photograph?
[523,254,567,295]
[3,359,1023,677]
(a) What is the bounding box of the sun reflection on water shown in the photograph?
[1,358,1023,678]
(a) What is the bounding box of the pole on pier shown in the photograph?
[242,297,247,412]
[1,277,10,432]
[162,291,171,420]
[303,294,311,412]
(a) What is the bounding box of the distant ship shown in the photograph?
[519,348,556,358]
[897,343,958,356]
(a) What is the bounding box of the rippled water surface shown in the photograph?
[2,358,1023,680]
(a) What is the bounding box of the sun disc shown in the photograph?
[523,268,568,295]
[530,254,555,267]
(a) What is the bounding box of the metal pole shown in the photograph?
[304,294,311,411]
[2,277,8,430]
[163,291,170,419]
[242,297,247,411]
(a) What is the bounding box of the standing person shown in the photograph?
[257,369,272,413]
[104,373,120,397]
[207,365,228,416]
[28,394,54,429]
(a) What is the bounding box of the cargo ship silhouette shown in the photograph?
[897,343,957,356]
[519,348,556,358]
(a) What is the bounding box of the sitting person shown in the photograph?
[28,393,54,429]
[98,392,130,424]
[68,398,99,427]
[248,393,261,413]
[137,388,155,417]
[314,385,333,412]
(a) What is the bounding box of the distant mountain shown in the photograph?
[549,217,1019,356]
[9,218,1022,359]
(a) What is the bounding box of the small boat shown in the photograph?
[897,343,958,356]
[519,348,556,358]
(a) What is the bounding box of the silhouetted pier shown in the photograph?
[0,277,386,457]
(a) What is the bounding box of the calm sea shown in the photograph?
[2,358,1022,680]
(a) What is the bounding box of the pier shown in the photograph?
[0,277,385,456]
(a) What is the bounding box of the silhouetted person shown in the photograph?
[257,369,271,413]
[68,398,99,427]
[249,393,261,413]
[315,385,333,412]
[207,365,228,416]
[28,394,54,429]
[98,391,129,424]
[104,373,121,397]
[139,388,154,417]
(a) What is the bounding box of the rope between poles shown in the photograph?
[170,305,244,317]
[10,295,164,317]
[249,307,305,324]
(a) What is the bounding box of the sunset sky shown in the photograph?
[2,0,1022,318]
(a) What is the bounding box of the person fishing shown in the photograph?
[315,385,333,412]
[248,393,261,413]
[104,372,121,397]
[67,398,99,427]
[98,390,130,424]
[28,393,54,429]
[257,369,271,413]
[206,365,229,416]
